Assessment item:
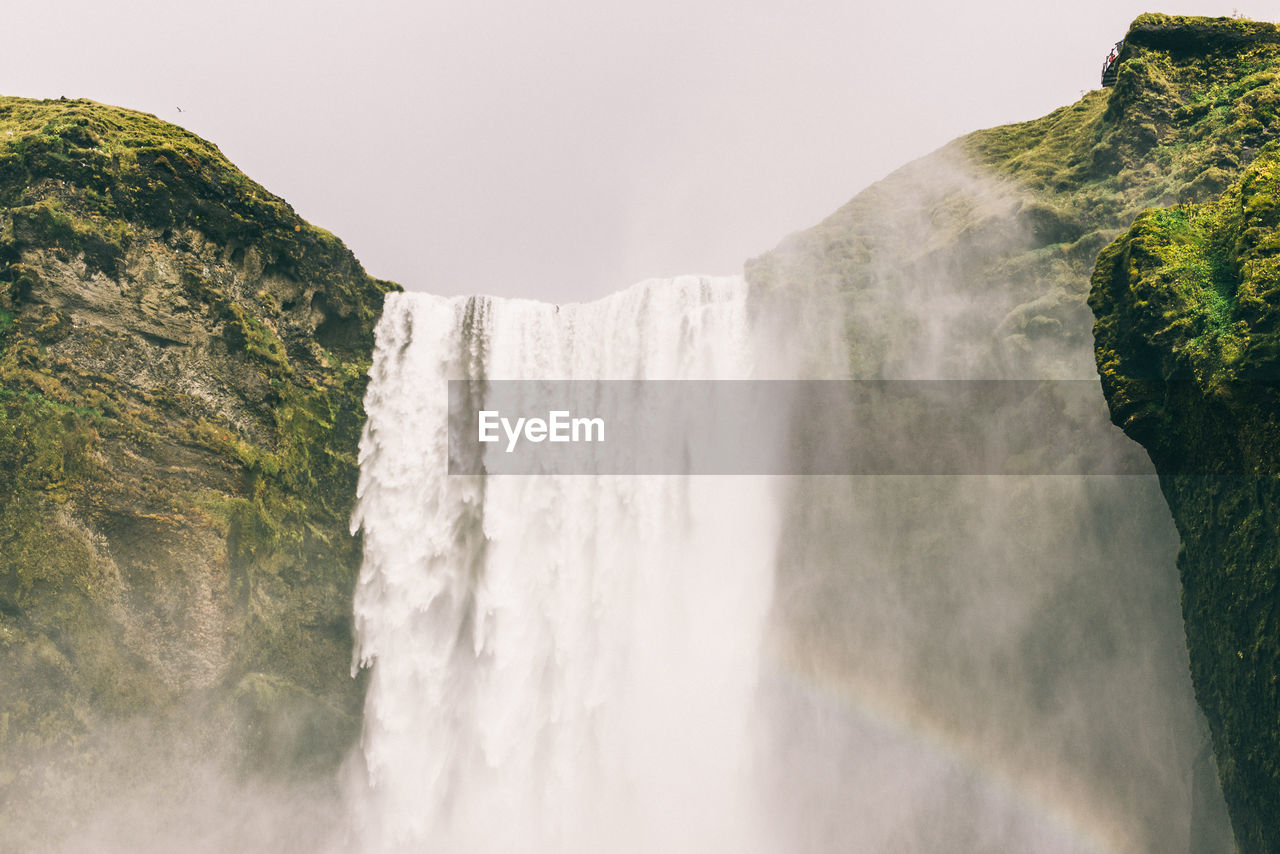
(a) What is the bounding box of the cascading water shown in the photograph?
[348,276,780,854]
[347,195,1229,852]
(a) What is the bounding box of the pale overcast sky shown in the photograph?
[4,1,1277,301]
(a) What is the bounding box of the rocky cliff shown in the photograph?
[0,96,395,802]
[1091,86,1280,854]
[751,13,1280,854]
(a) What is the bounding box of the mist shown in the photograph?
[754,146,1232,853]
[330,141,1229,853]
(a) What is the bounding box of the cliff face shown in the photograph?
[749,13,1280,854]
[0,96,396,793]
[1091,131,1280,854]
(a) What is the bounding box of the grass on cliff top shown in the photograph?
[962,13,1280,243]
[0,96,283,220]
[0,96,375,285]
[750,14,1280,314]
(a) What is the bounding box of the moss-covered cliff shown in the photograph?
[1091,130,1280,854]
[751,14,1280,380]
[0,96,396,798]
[750,13,1280,854]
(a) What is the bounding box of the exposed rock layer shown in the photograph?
[0,96,396,793]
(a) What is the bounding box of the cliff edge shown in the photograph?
[1088,16,1280,854]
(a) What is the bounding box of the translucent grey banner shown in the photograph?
[447,380,1156,475]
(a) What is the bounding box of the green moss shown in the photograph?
[227,307,291,373]
[0,386,165,749]
[7,197,132,274]
[0,95,397,784]
[0,96,394,359]
[746,13,1280,851]
[1091,145,1280,854]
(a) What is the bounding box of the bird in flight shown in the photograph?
[176,106,184,113]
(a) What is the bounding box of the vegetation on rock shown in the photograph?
[0,95,397,803]
[750,13,1280,853]
[749,14,1280,381]
[1092,142,1280,854]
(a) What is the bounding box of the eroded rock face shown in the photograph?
[1091,136,1280,854]
[0,96,396,790]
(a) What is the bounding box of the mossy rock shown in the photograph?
[747,12,1280,852]
[1091,143,1280,854]
[0,95,397,790]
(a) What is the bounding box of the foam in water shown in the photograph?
[348,276,779,853]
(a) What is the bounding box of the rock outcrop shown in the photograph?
[751,13,1280,853]
[1092,133,1280,854]
[0,96,396,796]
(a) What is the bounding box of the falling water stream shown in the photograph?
[349,277,780,853]
[348,256,1230,852]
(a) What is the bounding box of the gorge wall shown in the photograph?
[0,96,394,815]
[750,13,1280,853]
[1091,105,1280,854]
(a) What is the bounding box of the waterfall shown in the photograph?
[346,255,1225,851]
[349,276,780,853]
